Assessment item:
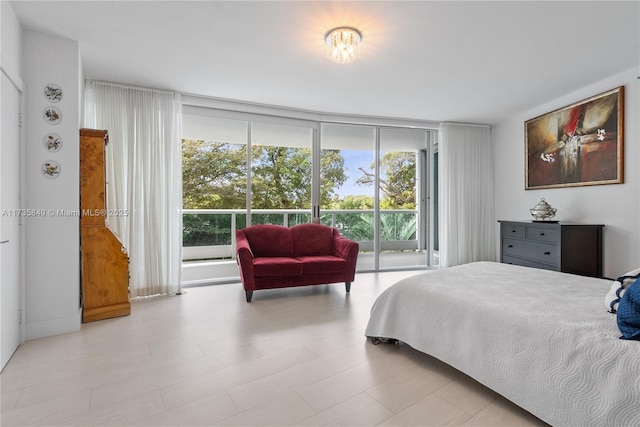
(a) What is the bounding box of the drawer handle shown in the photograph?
[508,245,513,248]
[511,229,516,233]
[544,251,551,255]
[540,232,545,236]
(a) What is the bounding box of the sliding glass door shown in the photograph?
[319,124,431,270]
[378,128,428,269]
[181,107,317,261]
[250,121,314,226]
[181,105,436,283]
[320,124,376,269]
[182,110,248,262]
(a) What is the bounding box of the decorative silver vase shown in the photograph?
[530,198,557,221]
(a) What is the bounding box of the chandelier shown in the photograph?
[324,26,362,64]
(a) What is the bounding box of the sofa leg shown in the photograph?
[345,282,351,293]
[245,291,253,302]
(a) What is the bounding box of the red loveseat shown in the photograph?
[235,223,359,302]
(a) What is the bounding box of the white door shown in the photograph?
[1,71,22,371]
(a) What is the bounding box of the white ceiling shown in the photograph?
[11,0,640,125]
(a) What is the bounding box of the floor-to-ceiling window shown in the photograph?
[181,103,437,284]
[378,128,428,269]
[319,125,431,270]
[250,121,314,226]
[182,110,248,263]
[320,124,376,269]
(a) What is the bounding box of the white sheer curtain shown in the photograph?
[438,122,495,267]
[84,80,182,297]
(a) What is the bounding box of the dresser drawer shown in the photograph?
[502,237,559,267]
[498,220,604,277]
[526,226,560,243]
[501,223,525,238]
[502,255,559,271]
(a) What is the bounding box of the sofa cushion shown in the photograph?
[291,223,334,257]
[296,255,347,274]
[253,257,303,277]
[242,224,294,257]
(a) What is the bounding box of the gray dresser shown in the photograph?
[498,220,604,278]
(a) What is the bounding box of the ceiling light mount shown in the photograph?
[324,26,362,64]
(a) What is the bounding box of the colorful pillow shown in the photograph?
[616,279,640,340]
[605,267,640,313]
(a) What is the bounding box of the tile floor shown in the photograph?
[1,271,548,426]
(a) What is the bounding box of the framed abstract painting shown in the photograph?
[525,86,624,190]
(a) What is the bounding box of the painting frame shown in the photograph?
[525,86,624,190]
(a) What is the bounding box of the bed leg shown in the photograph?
[345,282,351,292]
[245,291,253,302]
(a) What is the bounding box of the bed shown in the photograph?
[365,261,640,427]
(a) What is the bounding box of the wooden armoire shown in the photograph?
[80,129,130,322]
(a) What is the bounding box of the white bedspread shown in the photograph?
[365,262,640,427]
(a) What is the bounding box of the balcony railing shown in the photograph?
[183,208,420,261]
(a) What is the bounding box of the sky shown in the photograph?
[337,150,375,198]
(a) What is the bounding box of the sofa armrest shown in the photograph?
[333,235,358,260]
[235,230,256,291]
[333,234,359,282]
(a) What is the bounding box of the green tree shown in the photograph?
[251,146,346,209]
[182,140,346,209]
[356,151,416,209]
[251,146,309,209]
[332,195,374,210]
[182,139,246,209]
[319,149,348,208]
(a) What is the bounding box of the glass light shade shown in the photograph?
[324,27,362,64]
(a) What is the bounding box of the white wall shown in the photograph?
[493,67,639,278]
[23,30,81,340]
[1,2,22,79]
